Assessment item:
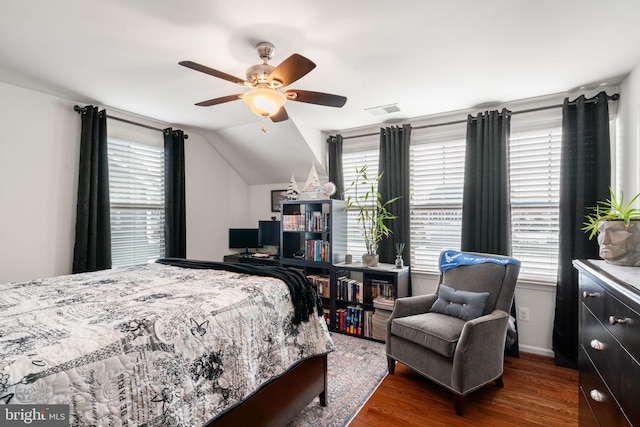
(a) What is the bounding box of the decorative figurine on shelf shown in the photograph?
[298,162,335,200]
[285,174,300,200]
[395,243,405,269]
[302,162,323,199]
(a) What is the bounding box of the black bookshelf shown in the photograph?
[280,199,347,329]
[332,262,410,341]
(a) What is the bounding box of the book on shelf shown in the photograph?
[282,213,305,231]
[305,239,330,262]
[307,274,330,298]
[335,305,366,336]
[370,278,394,300]
[322,307,330,326]
[336,275,363,303]
[305,211,330,232]
[363,309,374,338]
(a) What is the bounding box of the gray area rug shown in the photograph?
[288,332,387,427]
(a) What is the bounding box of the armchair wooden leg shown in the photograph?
[495,375,504,388]
[453,394,465,416]
[387,356,396,374]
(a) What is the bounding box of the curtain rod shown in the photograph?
[340,93,620,140]
[73,105,189,139]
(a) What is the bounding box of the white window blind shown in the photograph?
[409,136,466,271]
[342,149,379,258]
[509,124,561,282]
[108,138,165,267]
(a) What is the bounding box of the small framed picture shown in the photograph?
[271,189,287,212]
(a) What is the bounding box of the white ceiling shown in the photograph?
[2,1,640,184]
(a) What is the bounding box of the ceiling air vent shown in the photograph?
[365,103,401,116]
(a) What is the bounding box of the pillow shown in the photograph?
[430,284,490,321]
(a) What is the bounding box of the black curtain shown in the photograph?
[72,105,112,273]
[461,109,512,255]
[164,128,187,258]
[327,134,344,199]
[378,125,411,267]
[461,109,518,357]
[553,92,611,369]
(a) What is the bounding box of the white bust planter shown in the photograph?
[597,220,640,266]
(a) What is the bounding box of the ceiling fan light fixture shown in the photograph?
[243,88,286,117]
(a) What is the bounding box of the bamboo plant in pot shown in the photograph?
[583,188,640,266]
[345,165,400,267]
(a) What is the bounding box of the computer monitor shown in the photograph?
[258,220,280,247]
[228,228,261,254]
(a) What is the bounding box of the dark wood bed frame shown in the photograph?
[207,353,328,427]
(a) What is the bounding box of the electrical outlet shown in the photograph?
[518,306,530,322]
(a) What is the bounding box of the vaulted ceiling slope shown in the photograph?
[2,1,640,184]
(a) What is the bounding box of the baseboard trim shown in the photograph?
[518,344,554,358]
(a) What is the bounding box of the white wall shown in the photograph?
[0,81,250,282]
[618,63,640,196]
[0,82,80,282]
[184,130,251,262]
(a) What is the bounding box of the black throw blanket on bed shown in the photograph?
[156,258,323,325]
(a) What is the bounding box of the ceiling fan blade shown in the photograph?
[285,90,347,108]
[269,54,316,87]
[195,94,242,107]
[270,107,289,122]
[179,61,246,86]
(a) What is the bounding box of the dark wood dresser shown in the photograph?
[573,260,640,426]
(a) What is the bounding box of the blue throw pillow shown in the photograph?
[430,284,490,321]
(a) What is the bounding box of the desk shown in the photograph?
[223,253,281,266]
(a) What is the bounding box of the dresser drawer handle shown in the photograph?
[609,315,629,326]
[589,339,605,350]
[583,291,600,299]
[590,389,606,403]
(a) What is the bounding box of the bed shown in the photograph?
[0,258,334,426]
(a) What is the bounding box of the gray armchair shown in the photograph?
[386,250,520,415]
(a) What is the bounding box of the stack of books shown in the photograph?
[371,296,395,341]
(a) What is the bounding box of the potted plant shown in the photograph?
[345,165,400,267]
[583,187,640,266]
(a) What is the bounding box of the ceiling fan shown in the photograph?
[179,42,347,122]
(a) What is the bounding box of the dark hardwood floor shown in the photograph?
[349,352,578,427]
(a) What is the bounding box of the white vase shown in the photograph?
[362,253,379,267]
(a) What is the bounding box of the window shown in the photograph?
[108,138,165,267]
[509,120,561,281]
[409,132,466,271]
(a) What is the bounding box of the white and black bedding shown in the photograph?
[0,259,334,426]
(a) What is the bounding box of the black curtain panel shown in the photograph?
[553,92,611,369]
[461,108,512,255]
[327,134,344,200]
[72,105,112,273]
[164,128,187,258]
[378,124,411,266]
[461,108,519,357]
